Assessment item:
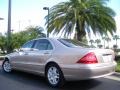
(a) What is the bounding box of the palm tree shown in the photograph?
[45,0,116,41]
[89,39,94,46]
[102,36,106,48]
[95,39,102,48]
[102,36,111,48]
[26,26,46,38]
[113,35,120,46]
[105,37,111,48]
[95,39,101,47]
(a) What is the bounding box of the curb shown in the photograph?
[113,72,120,77]
[0,56,4,60]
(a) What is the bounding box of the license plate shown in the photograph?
[102,55,112,63]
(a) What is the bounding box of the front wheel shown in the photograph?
[2,60,12,73]
[45,63,65,87]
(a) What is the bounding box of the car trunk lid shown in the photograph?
[70,47,115,64]
[86,48,115,63]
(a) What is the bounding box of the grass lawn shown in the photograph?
[116,60,120,72]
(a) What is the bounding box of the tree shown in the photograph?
[113,44,117,49]
[11,26,46,50]
[102,36,106,48]
[113,35,120,47]
[0,35,7,53]
[25,26,46,39]
[89,39,94,46]
[97,44,103,48]
[0,26,46,53]
[103,36,111,48]
[95,39,103,48]
[95,39,101,45]
[45,0,116,41]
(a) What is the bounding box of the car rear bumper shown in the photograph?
[61,61,117,81]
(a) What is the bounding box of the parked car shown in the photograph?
[2,38,117,87]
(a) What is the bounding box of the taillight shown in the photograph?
[77,52,98,64]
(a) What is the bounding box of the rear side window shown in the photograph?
[58,39,90,48]
[34,39,53,50]
[22,40,35,48]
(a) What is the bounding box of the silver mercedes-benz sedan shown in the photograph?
[2,38,117,87]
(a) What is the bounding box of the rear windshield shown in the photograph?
[58,39,90,48]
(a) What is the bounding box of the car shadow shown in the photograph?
[0,68,102,90]
[63,79,101,90]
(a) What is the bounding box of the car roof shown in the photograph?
[31,38,62,41]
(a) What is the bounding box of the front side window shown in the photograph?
[34,39,53,50]
[22,40,34,48]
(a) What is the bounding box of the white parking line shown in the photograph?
[104,75,120,81]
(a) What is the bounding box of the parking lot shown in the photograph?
[0,60,120,90]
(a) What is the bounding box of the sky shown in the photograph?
[0,0,120,46]
[0,0,67,34]
[108,0,120,34]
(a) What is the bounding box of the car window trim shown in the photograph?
[31,40,37,49]
[33,39,53,51]
[21,40,36,49]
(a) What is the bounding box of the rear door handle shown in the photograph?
[24,52,28,55]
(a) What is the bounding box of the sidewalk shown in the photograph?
[104,73,120,81]
[113,72,120,77]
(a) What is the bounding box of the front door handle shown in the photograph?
[44,52,50,54]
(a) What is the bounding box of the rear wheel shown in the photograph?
[45,63,65,87]
[2,60,12,73]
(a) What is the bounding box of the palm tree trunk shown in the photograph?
[97,43,98,47]
[91,42,92,46]
[104,40,105,48]
[116,39,117,46]
[75,19,86,41]
[108,41,109,48]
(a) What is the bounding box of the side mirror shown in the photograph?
[19,48,30,51]
[19,48,24,52]
[13,49,19,52]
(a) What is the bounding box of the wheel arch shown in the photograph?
[44,61,65,87]
[45,61,60,72]
[44,61,64,77]
[4,57,10,61]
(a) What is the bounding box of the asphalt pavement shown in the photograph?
[0,60,120,90]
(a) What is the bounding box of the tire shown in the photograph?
[2,60,12,73]
[45,63,65,87]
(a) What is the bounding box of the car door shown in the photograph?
[11,40,35,70]
[23,39,53,74]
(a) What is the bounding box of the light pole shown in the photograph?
[43,7,49,38]
[7,0,12,53]
[0,18,4,36]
